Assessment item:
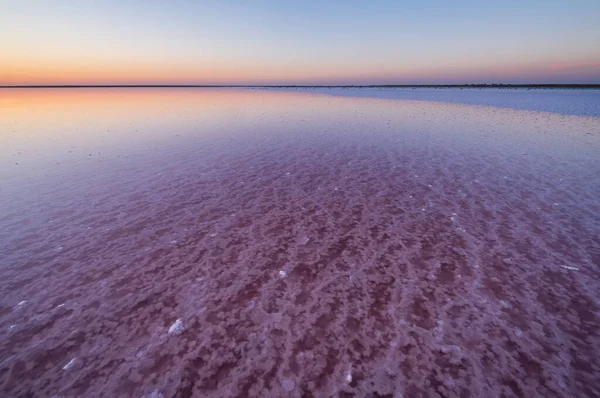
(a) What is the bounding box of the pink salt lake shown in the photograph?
[1,88,600,397]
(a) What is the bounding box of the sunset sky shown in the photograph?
[2,0,600,85]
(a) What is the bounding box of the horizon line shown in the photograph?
[1,84,600,89]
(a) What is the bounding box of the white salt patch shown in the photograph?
[502,257,512,264]
[299,236,310,245]
[450,216,456,222]
[14,300,27,310]
[281,379,295,392]
[168,318,184,335]
[63,358,76,370]
[170,240,178,244]
[561,265,579,271]
[290,87,600,116]
[346,371,353,383]
[9,324,17,331]
[57,303,65,308]
[279,270,287,278]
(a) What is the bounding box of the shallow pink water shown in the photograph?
[1,89,600,397]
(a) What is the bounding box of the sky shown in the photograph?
[1,0,600,85]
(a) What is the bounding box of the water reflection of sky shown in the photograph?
[1,89,598,181]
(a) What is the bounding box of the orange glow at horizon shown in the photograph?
[3,59,600,86]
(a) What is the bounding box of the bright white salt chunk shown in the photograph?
[168,318,184,335]
[63,358,76,370]
[14,300,27,310]
[561,265,579,271]
[279,270,287,278]
[346,372,353,383]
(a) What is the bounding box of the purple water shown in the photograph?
[1,88,599,397]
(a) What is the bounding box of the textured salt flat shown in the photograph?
[1,89,600,397]
[273,87,600,117]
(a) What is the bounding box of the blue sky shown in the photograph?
[2,0,599,84]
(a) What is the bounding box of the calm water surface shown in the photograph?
[1,89,599,397]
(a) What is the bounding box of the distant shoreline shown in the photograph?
[1,84,599,89]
